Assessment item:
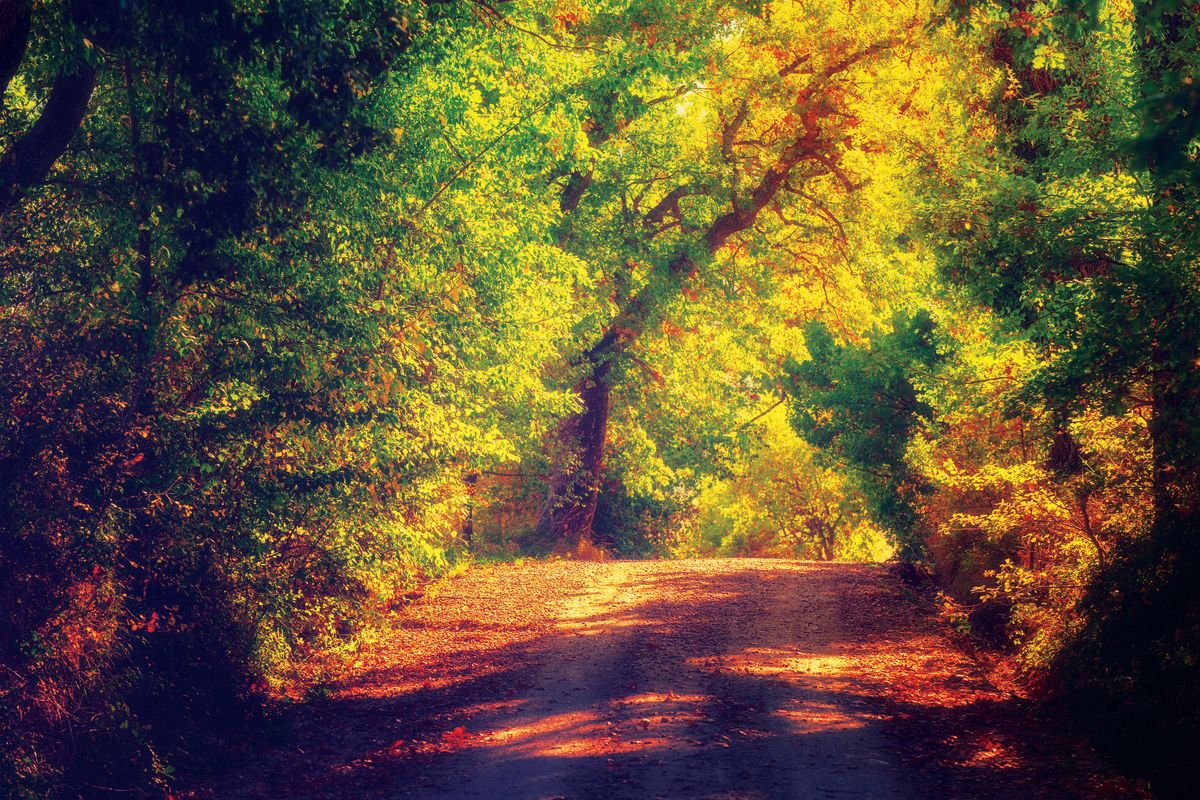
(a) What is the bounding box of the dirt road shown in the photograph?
[193,560,1141,800]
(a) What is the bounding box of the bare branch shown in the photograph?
[720,99,751,161]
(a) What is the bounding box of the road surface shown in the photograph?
[191,559,1140,800]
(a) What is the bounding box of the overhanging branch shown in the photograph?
[0,62,98,218]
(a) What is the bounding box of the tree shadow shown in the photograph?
[183,562,1130,800]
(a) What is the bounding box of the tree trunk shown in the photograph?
[1148,375,1200,526]
[533,42,890,547]
[0,56,97,217]
[821,524,836,561]
[821,539,835,562]
[535,358,612,546]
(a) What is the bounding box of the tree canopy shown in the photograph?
[2,0,1198,796]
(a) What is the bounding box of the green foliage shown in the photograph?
[4,0,1199,795]
[689,412,892,560]
[0,0,482,793]
[786,312,944,559]
[914,0,1200,789]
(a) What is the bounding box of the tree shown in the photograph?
[922,0,1200,787]
[502,0,931,544]
[0,0,466,791]
[0,0,97,216]
[689,409,889,560]
[786,311,944,558]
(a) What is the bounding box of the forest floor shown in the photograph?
[188,559,1146,800]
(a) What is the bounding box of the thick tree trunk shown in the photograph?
[1148,377,1200,526]
[821,536,835,562]
[0,62,97,217]
[534,42,891,547]
[0,0,98,218]
[535,359,612,546]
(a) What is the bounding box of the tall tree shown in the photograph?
[786,311,944,558]
[0,0,97,216]
[0,1,461,791]
[925,0,1200,786]
[505,0,929,544]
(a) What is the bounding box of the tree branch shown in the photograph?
[642,184,691,229]
[0,60,98,218]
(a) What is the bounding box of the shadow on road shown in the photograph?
[188,561,1124,800]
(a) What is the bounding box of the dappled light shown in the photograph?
[3,0,1197,796]
[181,561,1137,800]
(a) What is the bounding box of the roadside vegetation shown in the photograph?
[1,0,1197,796]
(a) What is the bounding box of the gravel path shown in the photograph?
[190,559,1143,800]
